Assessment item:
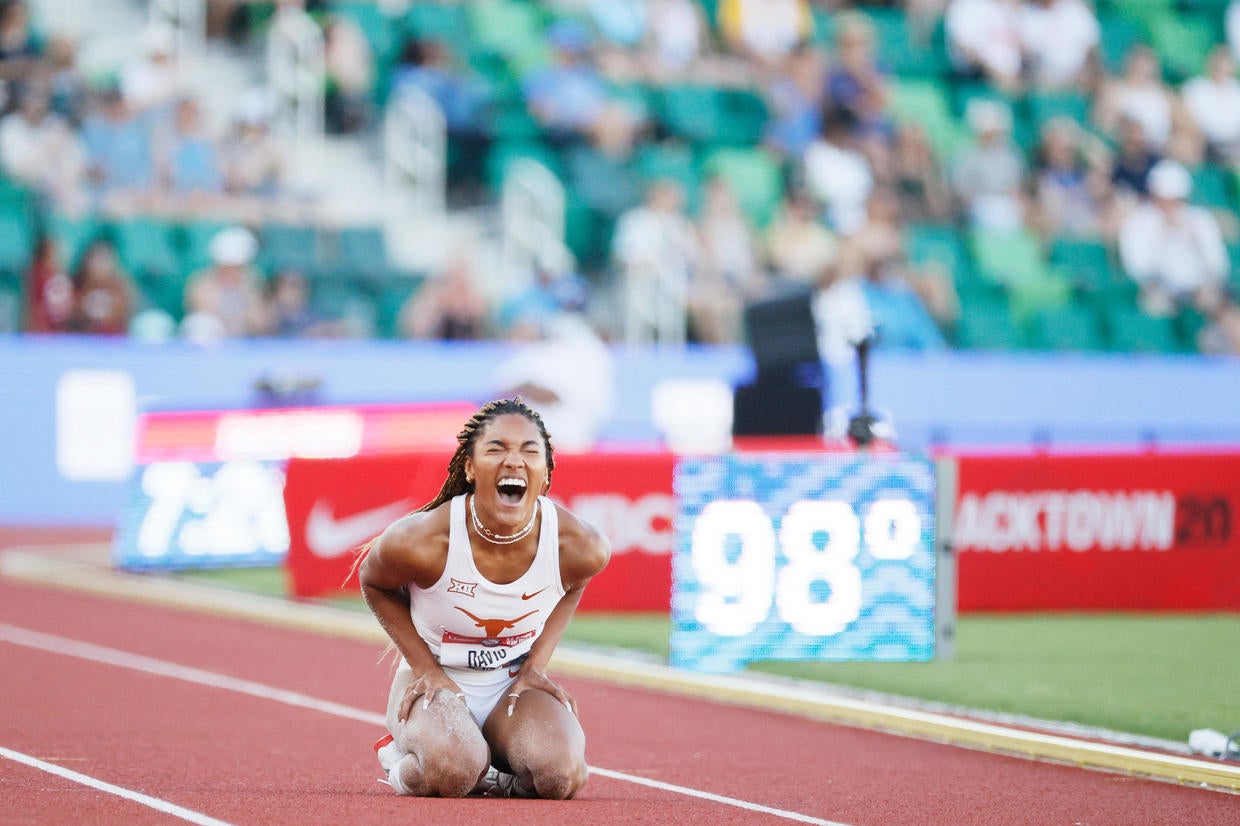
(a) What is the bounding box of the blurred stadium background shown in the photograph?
[1,0,1238,755]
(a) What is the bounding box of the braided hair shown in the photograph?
[418,397,555,513]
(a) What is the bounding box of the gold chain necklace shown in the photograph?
[469,494,539,545]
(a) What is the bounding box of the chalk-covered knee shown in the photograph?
[530,756,588,800]
[419,751,486,798]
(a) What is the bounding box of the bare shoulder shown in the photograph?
[553,501,611,588]
[359,503,451,590]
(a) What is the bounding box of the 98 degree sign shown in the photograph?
[672,453,937,672]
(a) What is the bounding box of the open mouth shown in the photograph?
[496,477,527,506]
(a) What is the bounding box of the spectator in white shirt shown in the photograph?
[1182,46,1240,164]
[0,83,84,208]
[1118,159,1229,316]
[612,179,703,343]
[1095,45,1199,161]
[718,0,813,69]
[951,98,1026,232]
[121,24,181,115]
[1018,0,1100,90]
[804,108,874,237]
[945,0,1023,93]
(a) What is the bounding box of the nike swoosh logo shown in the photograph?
[520,588,548,601]
[507,667,521,678]
[305,499,412,558]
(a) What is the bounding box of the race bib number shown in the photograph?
[439,630,536,671]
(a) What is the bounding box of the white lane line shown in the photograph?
[0,623,385,725]
[588,767,845,826]
[0,623,845,826]
[0,745,235,826]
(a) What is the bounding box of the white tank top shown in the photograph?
[402,494,565,686]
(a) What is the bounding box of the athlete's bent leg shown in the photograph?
[482,688,587,800]
[384,672,489,797]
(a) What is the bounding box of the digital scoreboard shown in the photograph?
[112,402,473,570]
[672,453,939,672]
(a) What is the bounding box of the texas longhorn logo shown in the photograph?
[453,606,537,643]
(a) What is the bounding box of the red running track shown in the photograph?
[0,579,1235,826]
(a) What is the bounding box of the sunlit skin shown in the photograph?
[359,410,610,798]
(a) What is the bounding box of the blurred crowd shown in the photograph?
[7,0,1240,356]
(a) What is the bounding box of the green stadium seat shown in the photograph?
[636,141,700,195]
[657,84,767,147]
[860,8,950,77]
[1048,237,1117,293]
[810,5,835,48]
[1106,0,1173,28]
[484,99,542,140]
[337,226,390,278]
[1027,91,1091,133]
[608,82,655,123]
[969,229,1049,286]
[1149,11,1216,81]
[0,176,35,223]
[1008,272,1071,324]
[701,88,768,147]
[137,271,188,320]
[402,2,472,53]
[564,196,615,271]
[1175,306,1209,353]
[467,0,548,74]
[113,218,180,279]
[1104,305,1179,353]
[310,275,378,337]
[0,210,33,275]
[888,79,967,161]
[179,220,233,274]
[657,84,721,144]
[469,48,520,100]
[335,1,399,64]
[954,293,1025,350]
[904,223,971,282]
[1029,304,1104,351]
[373,272,425,338]
[1189,164,1234,211]
[0,266,19,295]
[0,285,20,333]
[566,145,643,217]
[259,224,320,275]
[970,229,1071,321]
[46,213,104,271]
[701,146,783,228]
[1097,13,1147,75]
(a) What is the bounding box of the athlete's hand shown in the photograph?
[506,664,577,718]
[398,670,467,723]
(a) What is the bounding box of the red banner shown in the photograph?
[283,451,675,611]
[954,452,1240,610]
[286,449,1240,612]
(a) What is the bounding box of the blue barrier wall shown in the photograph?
[2,335,1238,524]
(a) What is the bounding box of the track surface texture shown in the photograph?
[1,579,1235,826]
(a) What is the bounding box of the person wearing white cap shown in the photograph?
[222,88,283,199]
[121,23,180,113]
[1118,159,1229,316]
[182,226,271,339]
[950,98,1025,232]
